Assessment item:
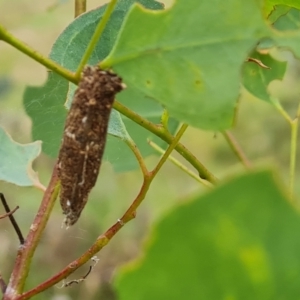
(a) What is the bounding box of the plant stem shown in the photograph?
[0,25,76,83]
[0,273,7,294]
[151,124,188,176]
[272,98,298,197]
[19,171,153,300]
[222,131,252,168]
[290,118,298,196]
[148,140,212,187]
[0,194,24,244]
[125,138,149,176]
[0,24,217,184]
[161,109,169,130]
[76,0,118,77]
[114,101,218,183]
[74,0,86,17]
[3,166,60,299]
[17,123,190,299]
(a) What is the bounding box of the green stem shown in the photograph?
[114,101,217,183]
[272,98,291,123]
[151,124,188,177]
[125,138,149,176]
[161,109,169,130]
[74,0,86,17]
[272,97,298,197]
[290,118,298,196]
[75,0,118,77]
[148,139,212,187]
[0,25,76,83]
[222,130,251,168]
[0,23,217,184]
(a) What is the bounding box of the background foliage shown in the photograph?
[1,0,300,299]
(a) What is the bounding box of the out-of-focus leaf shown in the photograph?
[116,170,300,300]
[264,0,300,17]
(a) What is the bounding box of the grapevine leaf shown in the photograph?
[0,127,43,189]
[116,170,300,299]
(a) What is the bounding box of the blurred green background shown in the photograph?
[1,1,300,299]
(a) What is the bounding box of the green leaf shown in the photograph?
[268,5,291,24]
[109,109,131,140]
[102,0,272,130]
[272,7,300,30]
[242,51,287,103]
[23,0,172,172]
[24,72,67,156]
[115,170,300,299]
[0,127,43,188]
[264,0,300,17]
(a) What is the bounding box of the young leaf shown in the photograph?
[102,0,272,130]
[115,170,300,299]
[0,127,43,189]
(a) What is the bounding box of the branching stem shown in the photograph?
[17,118,189,300]
[3,167,60,299]
[0,194,24,244]
[148,140,212,187]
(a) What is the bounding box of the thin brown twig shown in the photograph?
[0,194,24,244]
[63,266,92,287]
[222,131,252,169]
[61,256,99,288]
[0,206,19,219]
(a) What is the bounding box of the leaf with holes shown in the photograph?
[242,50,287,103]
[102,0,273,130]
[102,0,300,130]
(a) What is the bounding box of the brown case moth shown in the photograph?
[57,65,124,227]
